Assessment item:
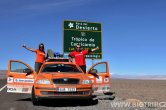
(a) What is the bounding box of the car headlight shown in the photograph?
[82,80,92,84]
[36,79,50,84]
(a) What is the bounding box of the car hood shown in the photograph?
[37,72,89,80]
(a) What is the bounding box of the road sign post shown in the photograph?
[63,20,102,59]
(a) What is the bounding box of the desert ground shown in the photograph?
[111,79,166,102]
[0,72,166,110]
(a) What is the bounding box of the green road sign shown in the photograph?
[63,20,102,59]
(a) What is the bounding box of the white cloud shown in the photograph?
[0,0,96,16]
[24,0,93,11]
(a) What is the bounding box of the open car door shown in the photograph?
[86,62,111,93]
[7,60,36,94]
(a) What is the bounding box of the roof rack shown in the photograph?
[47,57,69,62]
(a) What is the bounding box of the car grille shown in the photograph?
[52,78,80,84]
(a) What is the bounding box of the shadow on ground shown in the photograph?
[16,92,115,107]
[17,98,99,107]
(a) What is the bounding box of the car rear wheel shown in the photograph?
[31,86,39,105]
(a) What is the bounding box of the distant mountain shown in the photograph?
[1,70,166,80]
[0,70,7,79]
[0,70,7,73]
[111,74,166,80]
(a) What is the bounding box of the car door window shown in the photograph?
[92,63,106,74]
[11,62,30,73]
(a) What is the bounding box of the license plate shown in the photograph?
[57,88,76,92]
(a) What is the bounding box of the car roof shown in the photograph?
[44,61,76,65]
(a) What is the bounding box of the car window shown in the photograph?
[11,62,30,73]
[41,64,82,73]
[92,63,107,74]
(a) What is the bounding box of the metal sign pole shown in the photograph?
[92,58,94,66]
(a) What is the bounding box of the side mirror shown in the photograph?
[89,69,98,74]
[89,69,99,78]
[23,68,33,75]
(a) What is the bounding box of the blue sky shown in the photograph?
[0,0,166,75]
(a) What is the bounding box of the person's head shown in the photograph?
[76,44,81,52]
[39,43,45,52]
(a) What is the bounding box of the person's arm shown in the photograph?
[45,53,49,61]
[88,46,99,53]
[22,44,36,52]
[68,52,75,62]
[91,46,99,52]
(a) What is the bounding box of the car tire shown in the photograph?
[31,86,39,105]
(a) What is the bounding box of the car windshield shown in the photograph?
[41,64,82,73]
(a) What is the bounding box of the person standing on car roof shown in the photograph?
[68,44,99,73]
[22,43,46,73]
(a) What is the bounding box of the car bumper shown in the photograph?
[34,84,93,99]
[36,95,92,100]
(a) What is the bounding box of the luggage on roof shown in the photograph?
[46,49,69,62]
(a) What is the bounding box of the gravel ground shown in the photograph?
[0,74,166,110]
